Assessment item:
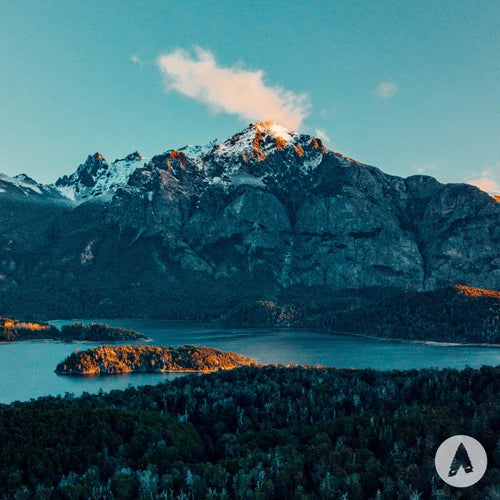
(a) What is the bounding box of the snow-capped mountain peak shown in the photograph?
[213,122,300,162]
[255,121,295,141]
[0,173,44,196]
[116,151,144,163]
[25,124,331,202]
[54,151,146,201]
[197,122,330,187]
[0,172,64,198]
[212,121,329,165]
[178,139,218,159]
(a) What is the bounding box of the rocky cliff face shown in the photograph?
[105,122,500,291]
[0,122,498,318]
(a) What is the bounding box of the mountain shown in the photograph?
[0,172,63,200]
[0,121,498,321]
[54,151,145,200]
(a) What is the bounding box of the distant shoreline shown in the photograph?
[0,320,149,343]
[46,318,500,349]
[0,318,500,349]
[323,329,500,348]
[0,337,153,345]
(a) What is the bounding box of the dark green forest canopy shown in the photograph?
[222,285,500,344]
[0,365,498,498]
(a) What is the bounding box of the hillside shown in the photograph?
[0,122,498,321]
[221,285,500,344]
[55,345,257,375]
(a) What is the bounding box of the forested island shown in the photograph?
[0,365,497,498]
[222,285,500,345]
[0,318,146,342]
[55,345,257,375]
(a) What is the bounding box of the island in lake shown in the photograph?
[55,345,257,375]
[0,318,146,342]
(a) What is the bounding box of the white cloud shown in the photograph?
[411,162,437,175]
[315,128,331,143]
[376,82,399,99]
[131,54,143,65]
[466,165,500,193]
[156,47,310,130]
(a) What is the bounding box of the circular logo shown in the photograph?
[435,435,487,488]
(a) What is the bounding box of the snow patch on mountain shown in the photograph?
[100,154,146,193]
[264,122,295,142]
[0,173,49,196]
[178,139,218,159]
[230,172,266,188]
[300,153,324,174]
[55,152,146,201]
[55,185,77,201]
[213,122,301,164]
[194,121,332,189]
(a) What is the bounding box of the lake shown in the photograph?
[0,319,498,404]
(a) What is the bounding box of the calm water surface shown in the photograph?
[0,319,498,404]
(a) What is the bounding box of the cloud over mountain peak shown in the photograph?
[157,47,310,130]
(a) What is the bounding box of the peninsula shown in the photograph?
[0,318,146,342]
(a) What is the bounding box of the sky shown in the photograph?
[0,0,499,192]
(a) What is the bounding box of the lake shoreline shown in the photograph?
[0,337,153,345]
[323,329,500,348]
[55,367,258,377]
[46,318,500,349]
[1,321,498,404]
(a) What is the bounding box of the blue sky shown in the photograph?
[0,0,498,192]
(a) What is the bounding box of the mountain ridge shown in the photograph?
[5,121,499,205]
[0,122,498,320]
